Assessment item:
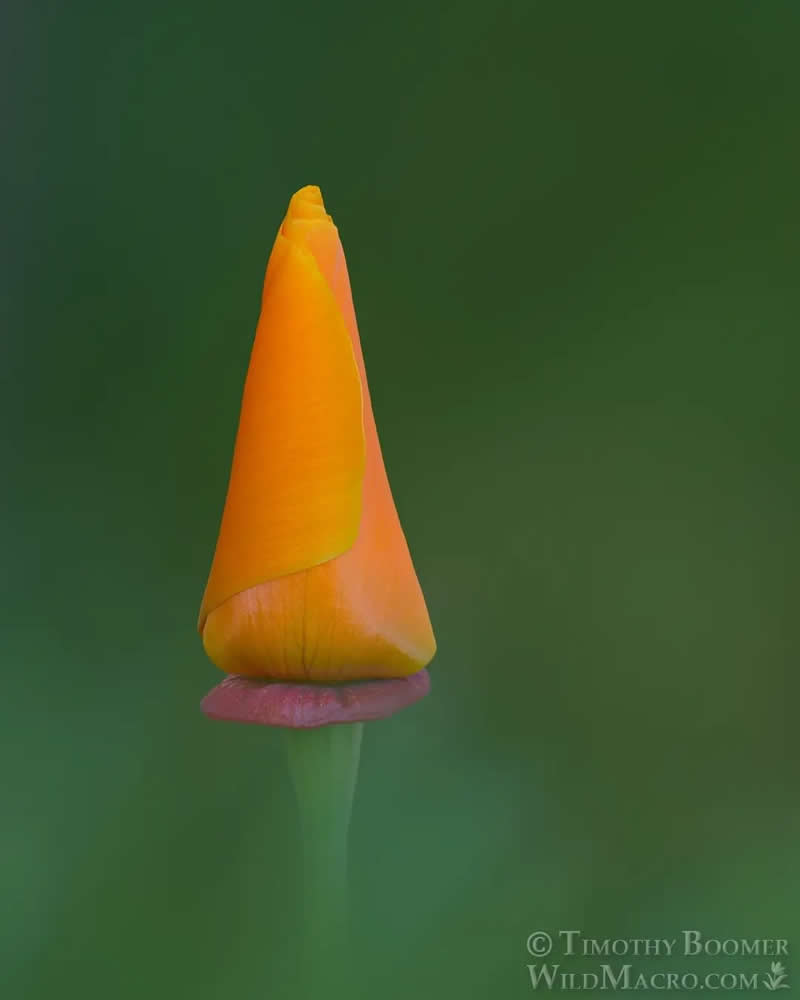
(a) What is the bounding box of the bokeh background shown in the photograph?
[4,1,799,997]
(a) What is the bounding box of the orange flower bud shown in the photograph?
[199,186,436,683]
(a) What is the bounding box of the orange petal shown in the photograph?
[200,186,436,681]
[198,193,365,627]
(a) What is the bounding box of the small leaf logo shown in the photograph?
[764,961,789,990]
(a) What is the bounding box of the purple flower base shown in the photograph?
[201,669,431,729]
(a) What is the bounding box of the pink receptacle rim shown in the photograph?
[201,669,431,729]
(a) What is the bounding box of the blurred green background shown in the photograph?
[4,1,799,997]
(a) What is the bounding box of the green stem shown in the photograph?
[286,722,363,994]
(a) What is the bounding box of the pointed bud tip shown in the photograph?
[286,185,331,223]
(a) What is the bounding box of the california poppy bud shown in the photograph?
[199,187,436,689]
